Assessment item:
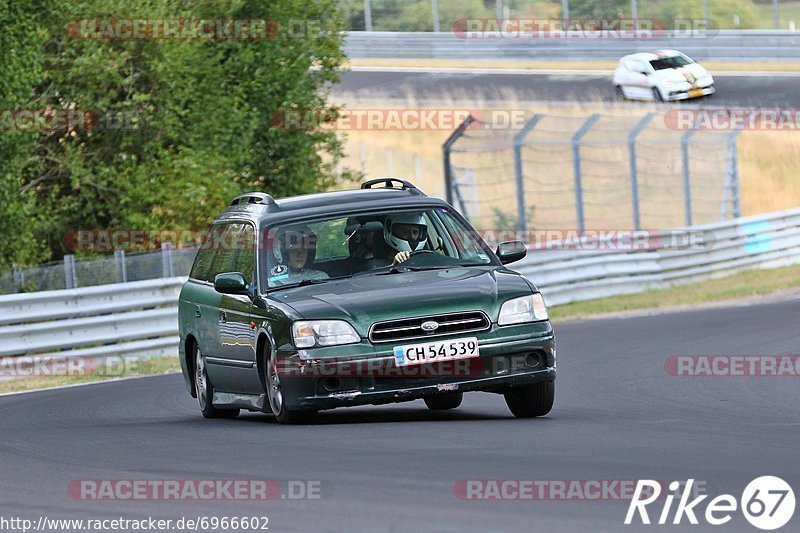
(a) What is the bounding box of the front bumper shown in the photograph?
[275,321,556,410]
[666,83,715,101]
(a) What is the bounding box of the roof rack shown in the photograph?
[230,192,275,206]
[361,178,418,190]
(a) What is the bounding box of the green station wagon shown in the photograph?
[178,179,556,423]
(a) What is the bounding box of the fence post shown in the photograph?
[681,129,696,226]
[728,131,742,219]
[442,114,475,207]
[571,114,600,233]
[513,114,544,232]
[161,242,174,278]
[627,113,655,231]
[364,0,372,31]
[12,264,20,287]
[64,254,77,289]
[114,249,128,283]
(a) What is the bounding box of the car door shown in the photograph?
[217,222,265,394]
[623,60,651,100]
[198,222,243,391]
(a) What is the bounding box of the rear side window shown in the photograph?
[190,223,244,283]
[234,224,256,287]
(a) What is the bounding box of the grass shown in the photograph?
[754,1,800,29]
[348,58,800,72]
[548,262,800,322]
[0,356,181,395]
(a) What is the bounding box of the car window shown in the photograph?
[233,224,256,287]
[650,55,692,70]
[190,224,224,282]
[262,207,496,290]
[205,223,244,283]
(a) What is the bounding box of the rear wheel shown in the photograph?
[264,344,316,424]
[195,346,239,419]
[504,381,554,418]
[614,85,625,100]
[424,392,463,411]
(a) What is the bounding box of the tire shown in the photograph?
[504,381,554,418]
[264,343,316,424]
[614,85,625,100]
[424,392,463,411]
[652,87,664,102]
[194,345,239,419]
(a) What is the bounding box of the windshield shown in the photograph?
[262,207,495,289]
[649,55,692,70]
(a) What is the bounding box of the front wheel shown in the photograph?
[195,346,239,419]
[504,381,554,418]
[264,344,316,424]
[652,87,664,102]
[424,392,463,411]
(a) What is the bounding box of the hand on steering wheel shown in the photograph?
[392,249,435,265]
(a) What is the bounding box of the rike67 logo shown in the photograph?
[626,477,795,530]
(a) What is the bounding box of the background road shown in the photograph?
[2,299,798,532]
[336,70,800,107]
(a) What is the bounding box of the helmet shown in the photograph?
[274,224,317,268]
[383,212,428,253]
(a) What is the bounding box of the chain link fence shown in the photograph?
[444,112,741,232]
[1,244,197,295]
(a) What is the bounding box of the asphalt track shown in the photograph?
[2,298,798,532]
[336,69,800,107]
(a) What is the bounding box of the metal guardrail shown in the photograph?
[0,277,184,359]
[345,30,800,61]
[1,207,800,361]
[517,207,800,305]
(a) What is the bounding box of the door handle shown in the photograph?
[194,305,201,317]
[220,310,227,323]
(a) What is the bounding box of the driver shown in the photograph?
[269,224,329,286]
[383,213,429,265]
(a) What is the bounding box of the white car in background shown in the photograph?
[613,50,715,102]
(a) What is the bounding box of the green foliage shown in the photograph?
[0,0,352,270]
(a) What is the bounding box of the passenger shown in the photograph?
[269,225,329,286]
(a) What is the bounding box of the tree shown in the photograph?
[0,0,352,269]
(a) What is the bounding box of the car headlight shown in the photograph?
[498,293,549,325]
[292,320,360,348]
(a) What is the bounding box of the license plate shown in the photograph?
[393,337,480,367]
[689,88,704,98]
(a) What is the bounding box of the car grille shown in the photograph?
[369,311,490,343]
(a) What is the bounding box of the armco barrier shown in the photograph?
[0,277,184,359]
[1,207,800,361]
[344,30,800,61]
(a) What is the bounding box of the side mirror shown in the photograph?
[496,241,527,265]
[214,272,248,294]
